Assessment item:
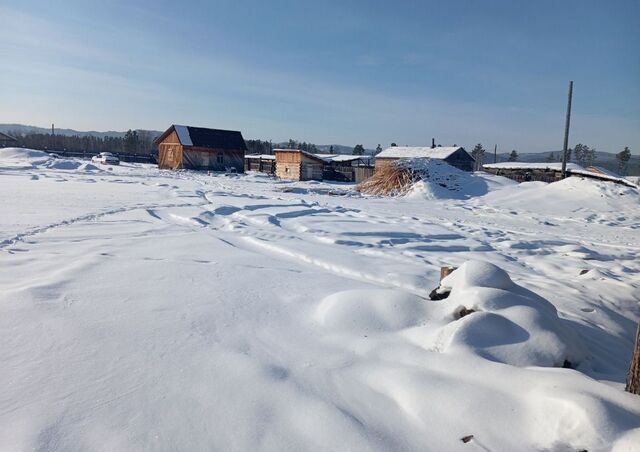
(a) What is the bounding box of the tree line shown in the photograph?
[6,129,157,154]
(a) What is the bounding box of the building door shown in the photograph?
[306,165,314,180]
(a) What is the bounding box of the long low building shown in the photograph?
[375,146,475,172]
[483,162,638,188]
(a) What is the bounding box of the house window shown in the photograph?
[216,153,223,164]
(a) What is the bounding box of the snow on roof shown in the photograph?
[483,162,638,188]
[173,125,193,146]
[314,154,369,163]
[483,162,585,171]
[376,146,463,160]
[585,166,621,178]
[244,154,276,160]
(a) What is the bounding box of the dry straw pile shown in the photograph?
[356,163,419,196]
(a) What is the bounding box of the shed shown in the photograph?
[0,132,18,148]
[315,154,373,182]
[245,154,276,174]
[484,162,638,188]
[274,149,324,181]
[155,125,246,171]
[375,146,475,172]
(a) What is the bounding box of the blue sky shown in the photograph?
[1,0,638,153]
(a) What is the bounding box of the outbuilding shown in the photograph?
[483,162,638,188]
[0,132,18,148]
[274,149,324,181]
[156,125,246,171]
[375,146,475,172]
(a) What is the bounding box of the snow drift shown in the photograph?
[357,158,514,199]
[0,147,102,172]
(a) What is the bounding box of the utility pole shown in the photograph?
[561,81,573,178]
[51,123,55,151]
[494,144,497,164]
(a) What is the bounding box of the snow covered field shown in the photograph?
[1,148,639,451]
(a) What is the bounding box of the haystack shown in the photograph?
[356,162,419,196]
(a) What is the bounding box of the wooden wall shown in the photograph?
[158,130,183,169]
[275,151,323,181]
[182,148,244,172]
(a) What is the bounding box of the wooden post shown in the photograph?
[626,322,640,395]
[561,81,573,178]
[440,266,457,281]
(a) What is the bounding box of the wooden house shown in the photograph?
[0,132,18,148]
[156,125,246,171]
[274,149,324,181]
[375,146,475,172]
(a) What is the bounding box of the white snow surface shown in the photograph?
[377,146,462,160]
[173,125,193,146]
[1,148,640,451]
[245,153,276,160]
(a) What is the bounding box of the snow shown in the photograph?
[400,158,516,199]
[376,146,462,160]
[173,125,193,146]
[245,153,276,160]
[314,154,370,163]
[484,161,586,171]
[484,161,639,188]
[2,147,640,451]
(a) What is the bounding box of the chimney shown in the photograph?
[431,138,435,148]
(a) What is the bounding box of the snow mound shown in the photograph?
[316,289,427,332]
[481,175,639,217]
[0,147,103,172]
[436,261,586,367]
[0,147,50,160]
[402,159,513,199]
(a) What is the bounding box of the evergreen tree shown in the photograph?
[508,150,518,162]
[329,145,335,154]
[545,152,555,162]
[375,144,382,155]
[352,144,365,155]
[471,143,485,170]
[390,142,397,147]
[616,146,632,175]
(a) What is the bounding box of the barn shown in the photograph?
[156,125,246,171]
[0,132,18,148]
[274,149,324,181]
[375,146,475,172]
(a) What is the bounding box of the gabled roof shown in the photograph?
[0,132,17,141]
[156,125,247,150]
[273,149,326,163]
[376,146,468,160]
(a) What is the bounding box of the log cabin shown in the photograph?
[274,149,324,181]
[375,146,475,172]
[156,125,246,171]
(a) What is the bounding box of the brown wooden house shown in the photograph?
[274,149,324,181]
[156,125,246,171]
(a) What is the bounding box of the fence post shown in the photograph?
[626,322,640,395]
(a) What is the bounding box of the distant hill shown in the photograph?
[0,124,163,139]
